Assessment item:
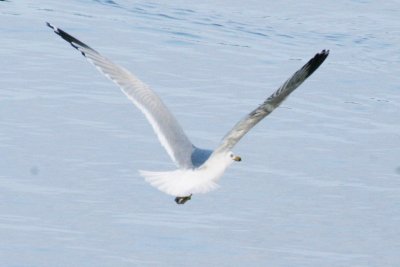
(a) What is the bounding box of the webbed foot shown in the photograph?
[175,194,192,204]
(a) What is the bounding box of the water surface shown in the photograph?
[1,0,399,266]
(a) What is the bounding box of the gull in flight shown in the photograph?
[47,22,329,204]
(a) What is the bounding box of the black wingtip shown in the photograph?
[317,49,330,61]
[304,49,329,79]
[46,22,94,55]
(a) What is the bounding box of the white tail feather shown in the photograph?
[139,169,220,197]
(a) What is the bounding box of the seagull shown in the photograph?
[47,22,329,204]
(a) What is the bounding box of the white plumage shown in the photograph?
[47,22,329,203]
[141,152,234,196]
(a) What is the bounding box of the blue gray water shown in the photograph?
[1,0,400,266]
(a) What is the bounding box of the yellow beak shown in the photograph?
[233,156,242,162]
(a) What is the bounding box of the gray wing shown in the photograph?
[213,50,329,155]
[47,23,194,168]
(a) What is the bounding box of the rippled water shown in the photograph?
[1,0,400,266]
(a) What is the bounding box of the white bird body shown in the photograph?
[47,22,329,203]
[141,151,234,197]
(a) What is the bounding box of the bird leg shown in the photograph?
[175,194,192,204]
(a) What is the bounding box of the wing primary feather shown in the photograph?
[213,50,329,154]
[46,22,94,54]
[47,22,195,168]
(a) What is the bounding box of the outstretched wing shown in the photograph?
[47,22,194,168]
[213,50,329,155]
